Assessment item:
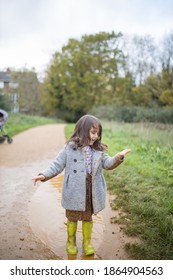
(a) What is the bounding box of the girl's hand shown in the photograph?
[32,174,45,186]
[119,149,131,157]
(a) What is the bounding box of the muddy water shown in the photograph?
[29,173,132,260]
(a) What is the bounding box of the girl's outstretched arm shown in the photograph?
[102,148,131,170]
[32,174,45,186]
[119,148,131,157]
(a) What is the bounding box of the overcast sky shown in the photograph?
[0,0,173,75]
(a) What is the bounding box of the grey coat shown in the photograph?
[40,142,124,214]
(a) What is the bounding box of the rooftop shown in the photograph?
[0,71,11,83]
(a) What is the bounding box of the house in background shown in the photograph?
[1,68,40,115]
[0,68,11,94]
[0,68,19,112]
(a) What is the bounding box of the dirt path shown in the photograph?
[0,124,135,260]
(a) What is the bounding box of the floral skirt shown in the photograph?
[66,173,93,222]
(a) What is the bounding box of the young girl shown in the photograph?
[32,115,131,256]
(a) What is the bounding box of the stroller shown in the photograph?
[0,109,13,144]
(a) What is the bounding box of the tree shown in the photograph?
[125,34,157,85]
[159,68,173,105]
[12,68,41,115]
[41,31,126,121]
[159,32,173,73]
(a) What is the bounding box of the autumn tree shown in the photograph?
[41,31,128,121]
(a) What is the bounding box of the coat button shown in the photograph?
[73,170,77,173]
[74,159,77,162]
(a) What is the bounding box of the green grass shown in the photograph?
[2,113,65,137]
[64,123,74,140]
[65,121,173,260]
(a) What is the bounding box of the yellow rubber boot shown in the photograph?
[66,221,78,255]
[82,221,95,255]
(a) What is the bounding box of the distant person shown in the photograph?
[0,109,8,127]
[0,109,12,143]
[32,114,131,256]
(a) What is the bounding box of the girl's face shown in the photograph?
[89,126,99,145]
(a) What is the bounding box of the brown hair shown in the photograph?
[67,114,107,151]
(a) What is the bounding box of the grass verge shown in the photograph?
[2,113,64,137]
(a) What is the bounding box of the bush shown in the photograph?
[90,105,173,123]
[0,94,11,111]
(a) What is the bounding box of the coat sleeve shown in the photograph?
[102,152,124,170]
[39,146,66,181]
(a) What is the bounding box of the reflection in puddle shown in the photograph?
[29,174,104,260]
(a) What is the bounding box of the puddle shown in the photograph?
[29,173,136,260]
[28,174,104,260]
